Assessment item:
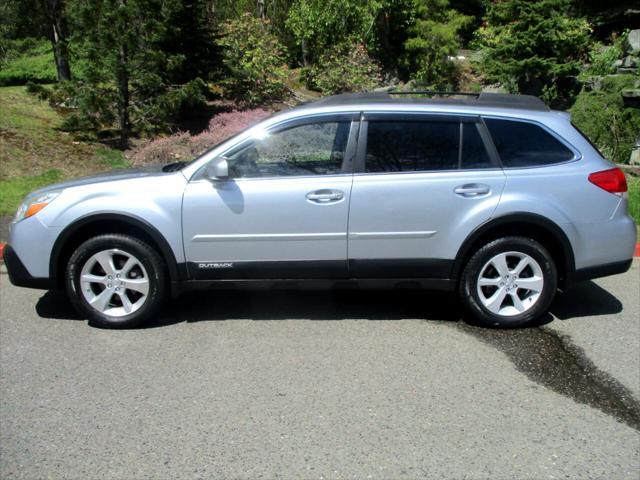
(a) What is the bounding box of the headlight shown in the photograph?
[14,190,62,223]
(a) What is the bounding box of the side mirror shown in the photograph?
[205,157,229,180]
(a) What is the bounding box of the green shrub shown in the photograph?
[584,32,628,77]
[304,43,381,95]
[217,13,289,107]
[475,0,591,99]
[571,75,640,164]
[56,82,116,133]
[132,78,210,136]
[402,0,471,88]
[1,37,43,64]
[0,39,57,86]
[286,0,378,65]
[25,80,51,100]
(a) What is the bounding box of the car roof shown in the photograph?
[294,91,550,113]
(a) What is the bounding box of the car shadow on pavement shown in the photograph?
[550,280,623,320]
[35,279,622,328]
[35,290,83,320]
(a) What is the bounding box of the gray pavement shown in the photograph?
[1,261,639,479]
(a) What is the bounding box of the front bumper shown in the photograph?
[3,244,53,290]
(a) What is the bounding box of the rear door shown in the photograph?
[347,113,506,278]
[182,113,359,280]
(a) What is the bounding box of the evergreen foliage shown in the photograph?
[402,0,471,88]
[2,0,638,165]
[571,75,640,164]
[286,0,378,65]
[476,0,591,98]
[63,0,215,144]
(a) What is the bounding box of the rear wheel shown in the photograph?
[66,234,166,328]
[459,236,557,328]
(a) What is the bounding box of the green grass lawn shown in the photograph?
[0,85,129,216]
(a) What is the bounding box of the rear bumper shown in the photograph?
[3,245,53,290]
[565,258,633,289]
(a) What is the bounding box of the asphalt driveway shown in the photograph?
[1,261,639,479]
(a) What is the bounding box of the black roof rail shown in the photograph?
[387,90,480,98]
[299,90,550,112]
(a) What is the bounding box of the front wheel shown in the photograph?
[459,236,557,328]
[66,234,166,328]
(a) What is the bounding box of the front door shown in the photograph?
[182,114,358,280]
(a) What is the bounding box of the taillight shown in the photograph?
[588,168,627,194]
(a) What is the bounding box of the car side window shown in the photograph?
[226,121,350,178]
[485,118,575,168]
[461,123,493,169]
[365,120,459,173]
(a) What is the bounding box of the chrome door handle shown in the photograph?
[306,190,344,203]
[454,184,491,197]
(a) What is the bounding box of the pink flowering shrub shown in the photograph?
[132,108,273,166]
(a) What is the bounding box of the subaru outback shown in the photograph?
[4,92,636,328]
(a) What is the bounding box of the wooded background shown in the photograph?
[0,0,639,163]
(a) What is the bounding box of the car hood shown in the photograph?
[31,165,174,195]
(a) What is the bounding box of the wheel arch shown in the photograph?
[50,213,185,294]
[453,213,575,287]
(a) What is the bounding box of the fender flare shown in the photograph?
[49,213,185,289]
[452,213,576,279]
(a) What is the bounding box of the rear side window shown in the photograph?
[485,118,574,168]
[365,121,460,173]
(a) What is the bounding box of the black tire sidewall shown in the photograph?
[66,234,166,328]
[460,237,557,328]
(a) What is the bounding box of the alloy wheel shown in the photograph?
[476,251,544,317]
[79,248,150,317]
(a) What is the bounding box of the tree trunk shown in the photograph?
[257,0,266,21]
[42,0,71,82]
[378,12,391,67]
[301,38,308,67]
[51,18,71,81]
[116,42,130,147]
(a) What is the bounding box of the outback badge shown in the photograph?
[198,262,234,269]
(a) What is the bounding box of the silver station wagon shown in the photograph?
[5,92,637,328]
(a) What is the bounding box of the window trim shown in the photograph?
[481,115,582,170]
[354,112,501,175]
[192,112,360,182]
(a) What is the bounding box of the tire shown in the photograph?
[66,234,167,328]
[459,236,557,328]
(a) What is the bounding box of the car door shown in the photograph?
[182,113,359,280]
[347,113,506,278]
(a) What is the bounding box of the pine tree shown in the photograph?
[477,0,591,98]
[67,0,216,145]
